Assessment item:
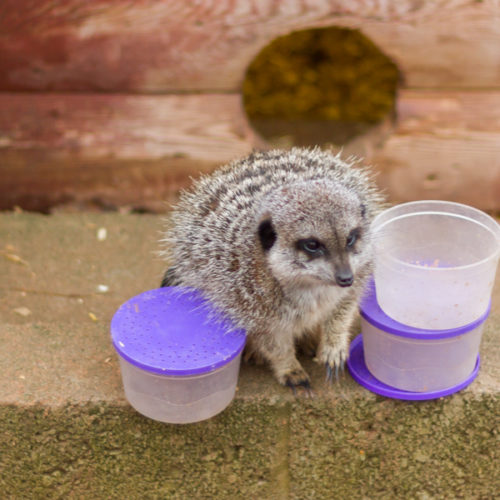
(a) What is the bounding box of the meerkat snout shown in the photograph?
[335,265,354,287]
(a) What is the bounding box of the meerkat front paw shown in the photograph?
[317,342,349,383]
[278,365,313,397]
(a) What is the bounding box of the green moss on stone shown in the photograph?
[2,395,498,499]
[288,396,500,499]
[0,402,286,499]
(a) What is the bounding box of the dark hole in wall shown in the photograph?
[242,26,401,147]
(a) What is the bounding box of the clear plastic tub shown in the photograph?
[372,200,500,330]
[111,287,246,424]
[360,282,489,392]
[117,352,242,424]
[347,335,480,400]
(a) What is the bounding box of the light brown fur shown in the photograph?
[160,148,384,389]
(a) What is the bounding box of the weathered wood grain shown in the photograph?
[0,92,260,212]
[372,90,500,211]
[0,0,499,92]
[0,151,219,213]
[0,93,259,162]
[1,91,499,212]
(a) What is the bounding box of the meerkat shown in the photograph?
[160,148,384,391]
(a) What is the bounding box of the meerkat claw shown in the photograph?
[285,379,298,396]
[325,361,346,384]
[285,378,313,397]
[325,363,333,383]
[298,379,315,398]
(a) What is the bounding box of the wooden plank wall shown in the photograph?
[1,0,499,211]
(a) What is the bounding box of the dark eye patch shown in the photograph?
[296,238,327,257]
[346,228,361,250]
[258,219,277,251]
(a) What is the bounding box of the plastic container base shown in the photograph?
[347,335,480,400]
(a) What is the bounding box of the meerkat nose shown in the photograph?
[335,269,354,287]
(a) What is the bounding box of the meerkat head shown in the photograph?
[257,179,372,290]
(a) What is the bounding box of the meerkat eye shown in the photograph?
[297,238,325,256]
[346,229,360,249]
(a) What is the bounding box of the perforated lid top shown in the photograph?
[111,287,246,376]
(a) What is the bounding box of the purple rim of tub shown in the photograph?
[360,280,491,339]
[111,287,246,376]
[347,334,480,400]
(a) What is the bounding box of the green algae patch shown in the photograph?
[289,395,500,499]
[243,27,400,146]
[0,402,287,499]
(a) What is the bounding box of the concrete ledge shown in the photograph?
[2,397,499,499]
[1,213,499,498]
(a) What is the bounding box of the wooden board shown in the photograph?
[1,0,499,92]
[372,91,500,212]
[0,92,260,212]
[0,93,259,162]
[1,91,499,212]
[0,151,218,213]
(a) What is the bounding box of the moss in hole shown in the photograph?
[242,27,400,146]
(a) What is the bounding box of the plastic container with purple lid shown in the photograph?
[111,287,246,423]
[371,200,500,330]
[347,281,489,398]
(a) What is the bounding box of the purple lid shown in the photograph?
[111,287,246,376]
[360,280,491,339]
[347,335,480,400]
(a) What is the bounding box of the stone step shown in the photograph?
[1,212,499,498]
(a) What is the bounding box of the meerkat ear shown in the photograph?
[360,203,367,218]
[258,218,277,251]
